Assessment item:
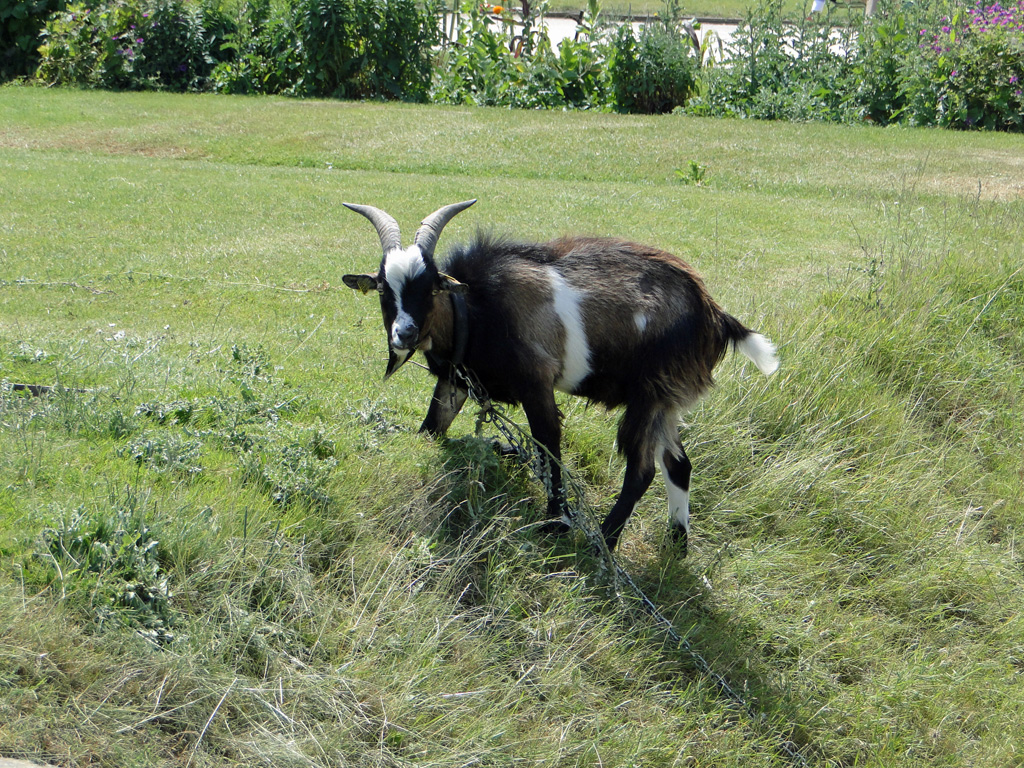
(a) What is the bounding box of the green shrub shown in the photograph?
[36,2,125,88]
[35,0,435,98]
[294,0,437,100]
[903,0,1024,130]
[687,0,860,121]
[432,0,609,109]
[36,0,231,90]
[209,0,301,94]
[688,0,1023,132]
[1,0,64,80]
[209,0,437,99]
[848,1,926,124]
[131,0,232,91]
[608,21,699,114]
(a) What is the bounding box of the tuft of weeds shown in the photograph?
[31,487,176,646]
[675,159,710,186]
[121,430,204,478]
[239,427,339,511]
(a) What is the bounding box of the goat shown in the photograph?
[342,199,778,553]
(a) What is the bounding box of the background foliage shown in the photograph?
[8,0,1024,128]
[31,0,437,97]
[688,0,1024,129]
[1,0,64,78]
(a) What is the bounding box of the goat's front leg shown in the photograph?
[420,376,468,437]
[521,389,570,529]
[600,454,657,552]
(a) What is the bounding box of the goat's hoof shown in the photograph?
[539,518,572,538]
[669,525,689,558]
[590,537,618,562]
[491,440,520,459]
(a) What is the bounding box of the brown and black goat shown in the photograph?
[342,199,778,553]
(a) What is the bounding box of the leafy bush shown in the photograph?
[434,0,708,112]
[608,21,699,114]
[209,0,301,94]
[903,0,1024,129]
[432,0,610,109]
[1,0,64,80]
[295,0,438,100]
[131,0,233,91]
[37,0,230,90]
[689,0,1023,131]
[687,0,860,121]
[848,2,922,124]
[211,0,438,98]
[36,0,434,98]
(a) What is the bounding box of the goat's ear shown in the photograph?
[343,273,381,295]
[438,272,468,295]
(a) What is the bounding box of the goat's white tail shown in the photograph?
[737,332,779,376]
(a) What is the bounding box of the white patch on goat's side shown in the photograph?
[737,332,780,376]
[548,269,592,392]
[383,246,426,347]
[633,312,648,334]
[657,450,691,534]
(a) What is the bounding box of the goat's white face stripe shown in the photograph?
[548,269,592,392]
[384,246,426,347]
[633,312,648,334]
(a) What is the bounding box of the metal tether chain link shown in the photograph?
[453,364,811,768]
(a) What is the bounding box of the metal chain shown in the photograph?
[455,365,811,767]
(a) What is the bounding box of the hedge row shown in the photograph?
[3,0,1022,129]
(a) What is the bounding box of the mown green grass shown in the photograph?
[1,87,1023,768]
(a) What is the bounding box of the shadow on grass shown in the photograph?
[427,433,822,767]
[626,552,821,766]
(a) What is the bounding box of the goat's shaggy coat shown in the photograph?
[344,201,778,553]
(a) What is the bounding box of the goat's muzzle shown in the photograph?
[391,319,419,350]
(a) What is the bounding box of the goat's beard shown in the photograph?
[384,347,412,380]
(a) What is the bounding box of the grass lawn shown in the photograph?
[1,87,1022,768]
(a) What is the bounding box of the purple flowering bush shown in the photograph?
[37,2,141,88]
[695,0,1023,131]
[905,0,1024,129]
[36,0,232,91]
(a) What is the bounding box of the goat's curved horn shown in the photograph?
[344,203,403,255]
[414,199,477,258]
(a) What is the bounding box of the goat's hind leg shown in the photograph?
[658,442,692,557]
